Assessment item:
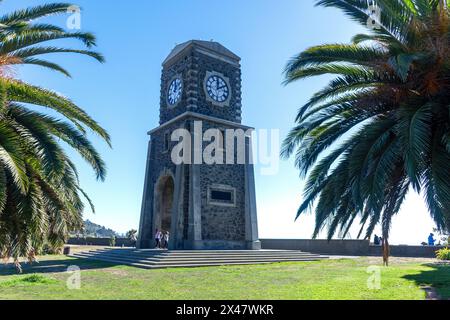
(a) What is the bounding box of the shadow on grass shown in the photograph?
[0,257,118,276]
[402,263,450,300]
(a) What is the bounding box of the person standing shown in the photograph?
[428,233,436,246]
[155,229,162,249]
[163,231,170,249]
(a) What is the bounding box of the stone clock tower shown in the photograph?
[137,40,260,250]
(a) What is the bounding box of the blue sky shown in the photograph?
[3,0,438,244]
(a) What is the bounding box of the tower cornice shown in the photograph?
[148,111,254,135]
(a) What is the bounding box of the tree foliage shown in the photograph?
[0,2,109,271]
[283,0,450,265]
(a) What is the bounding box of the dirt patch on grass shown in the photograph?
[364,257,437,265]
[102,269,130,277]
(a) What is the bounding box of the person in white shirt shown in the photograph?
[163,231,170,249]
[155,229,162,249]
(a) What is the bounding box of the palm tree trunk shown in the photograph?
[382,232,390,266]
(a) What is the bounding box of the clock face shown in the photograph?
[206,75,229,103]
[167,78,182,105]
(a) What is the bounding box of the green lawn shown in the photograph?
[0,255,448,300]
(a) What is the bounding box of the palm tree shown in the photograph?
[282,0,450,265]
[0,2,110,271]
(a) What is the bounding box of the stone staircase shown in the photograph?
[69,248,327,269]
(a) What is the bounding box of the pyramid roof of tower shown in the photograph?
[163,40,240,65]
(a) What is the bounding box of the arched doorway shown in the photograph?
[154,175,175,235]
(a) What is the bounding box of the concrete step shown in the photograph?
[69,248,327,270]
[86,250,319,259]
[73,252,323,264]
[90,249,304,254]
[88,249,317,257]
[74,252,324,264]
[94,249,302,253]
[73,252,160,262]
[69,254,156,269]
[70,253,324,269]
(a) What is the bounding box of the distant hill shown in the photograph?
[78,220,120,238]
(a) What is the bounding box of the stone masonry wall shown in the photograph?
[160,49,242,124]
[198,120,246,241]
[140,120,185,242]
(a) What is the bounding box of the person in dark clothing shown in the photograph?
[374,234,380,246]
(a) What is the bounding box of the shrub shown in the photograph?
[436,247,450,261]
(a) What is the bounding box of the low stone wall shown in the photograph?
[260,239,370,256]
[260,239,443,258]
[368,244,441,258]
[67,237,135,247]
